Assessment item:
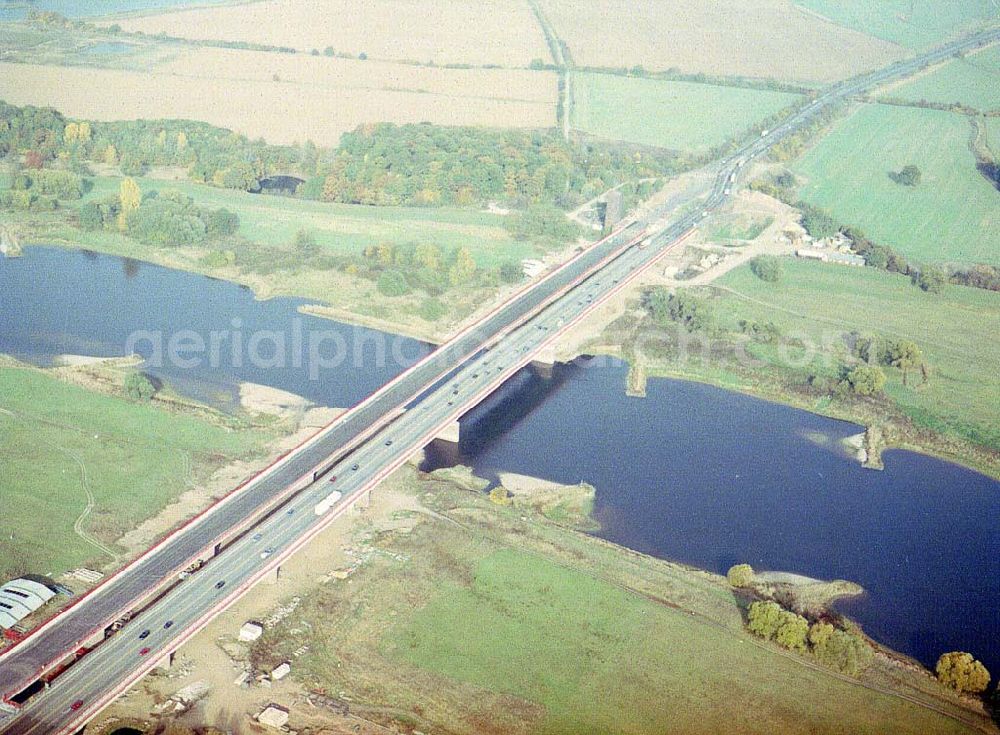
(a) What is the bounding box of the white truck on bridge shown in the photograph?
[314,491,343,516]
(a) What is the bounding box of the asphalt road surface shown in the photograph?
[2,24,998,735]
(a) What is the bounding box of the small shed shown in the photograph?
[239,621,264,642]
[258,704,290,729]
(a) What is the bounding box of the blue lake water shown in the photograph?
[0,0,231,21]
[423,358,1000,676]
[0,246,430,409]
[2,245,997,678]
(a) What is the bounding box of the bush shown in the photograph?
[936,652,991,694]
[749,255,783,283]
[499,260,524,284]
[798,203,837,239]
[376,269,412,297]
[645,288,713,332]
[126,198,207,246]
[78,201,103,230]
[844,365,886,396]
[202,207,239,238]
[913,266,945,294]
[889,164,921,187]
[124,372,155,401]
[727,564,754,588]
[747,601,783,640]
[810,623,873,676]
[774,611,809,652]
[26,169,85,199]
[507,204,580,242]
[418,298,447,322]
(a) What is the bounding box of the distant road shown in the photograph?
[2,23,999,735]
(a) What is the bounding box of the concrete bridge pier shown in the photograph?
[435,420,461,444]
[531,345,558,376]
[154,650,174,671]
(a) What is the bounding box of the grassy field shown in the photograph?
[540,0,902,82]
[571,73,801,151]
[795,0,997,48]
[713,259,1000,449]
[890,44,1000,111]
[792,103,1000,265]
[0,366,272,579]
[250,469,985,735]
[82,175,532,267]
[103,0,549,67]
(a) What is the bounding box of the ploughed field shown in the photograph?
[538,0,903,82]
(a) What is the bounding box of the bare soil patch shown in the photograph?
[104,0,550,67]
[0,60,556,146]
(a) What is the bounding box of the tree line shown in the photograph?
[0,101,682,214]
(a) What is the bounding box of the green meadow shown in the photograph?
[571,73,800,152]
[792,103,999,264]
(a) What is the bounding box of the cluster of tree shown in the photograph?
[0,189,59,212]
[645,288,714,333]
[124,372,156,401]
[935,651,991,695]
[768,102,845,164]
[878,95,986,117]
[841,364,887,396]
[851,334,927,387]
[949,264,1000,292]
[11,168,86,199]
[80,179,239,247]
[0,101,66,160]
[1,101,307,192]
[573,65,813,96]
[747,600,873,676]
[317,123,681,209]
[749,255,783,283]
[341,241,520,300]
[506,204,581,243]
[889,164,922,187]
[738,319,782,344]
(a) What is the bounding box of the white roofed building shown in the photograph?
[0,578,56,629]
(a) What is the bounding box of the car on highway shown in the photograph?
[286,508,295,515]
[70,700,84,711]
[385,439,393,446]
[260,547,274,560]
[215,580,225,590]
[327,475,337,483]
[139,647,150,656]
[138,629,150,640]
[163,620,173,629]
[252,532,262,541]
[351,463,360,471]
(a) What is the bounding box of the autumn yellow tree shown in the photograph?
[63,122,79,143]
[118,177,141,231]
[448,247,476,286]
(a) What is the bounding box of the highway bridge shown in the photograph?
[2,25,998,735]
